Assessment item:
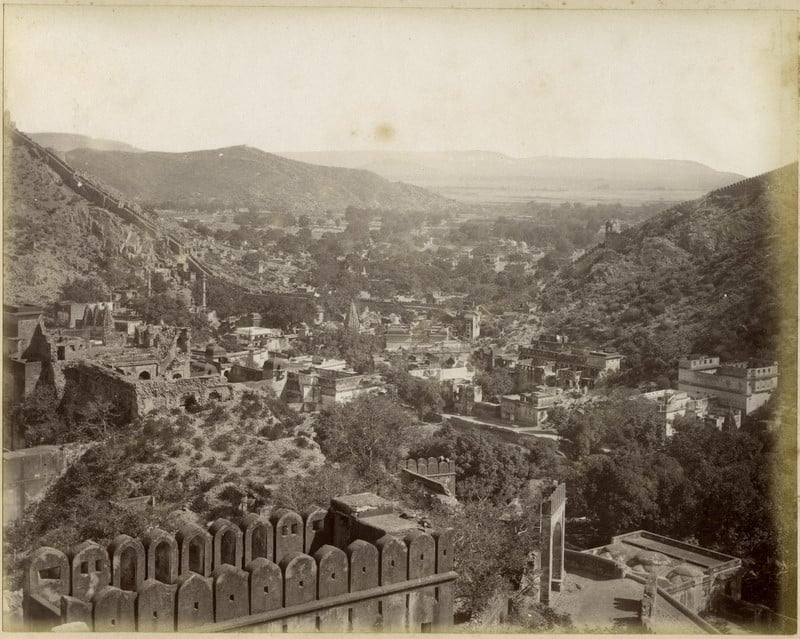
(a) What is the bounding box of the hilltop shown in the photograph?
[3,130,164,306]
[280,151,744,204]
[65,145,460,214]
[28,132,143,155]
[538,163,798,380]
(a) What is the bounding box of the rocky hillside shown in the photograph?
[3,131,164,306]
[539,164,797,380]
[4,389,322,590]
[65,145,460,214]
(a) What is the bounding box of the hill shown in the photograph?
[279,151,744,204]
[3,130,164,306]
[64,145,459,214]
[28,132,143,155]
[538,163,797,381]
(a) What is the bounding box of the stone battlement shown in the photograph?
[397,458,457,496]
[21,499,456,632]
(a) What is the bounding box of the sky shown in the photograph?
[4,6,797,176]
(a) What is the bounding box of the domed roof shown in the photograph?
[665,563,705,584]
[629,550,672,567]
[601,543,637,563]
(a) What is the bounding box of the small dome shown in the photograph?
[602,543,637,563]
[666,563,705,584]
[629,550,672,567]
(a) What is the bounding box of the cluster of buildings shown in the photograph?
[455,334,779,438]
[475,334,622,395]
[636,356,778,437]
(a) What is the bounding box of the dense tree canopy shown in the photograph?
[314,395,412,486]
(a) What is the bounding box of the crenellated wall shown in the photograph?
[397,458,456,496]
[9,128,213,278]
[21,502,456,633]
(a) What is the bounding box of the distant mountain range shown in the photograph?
[61,145,458,214]
[28,130,745,206]
[29,132,144,155]
[280,151,744,203]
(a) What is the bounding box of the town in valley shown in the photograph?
[2,6,797,635]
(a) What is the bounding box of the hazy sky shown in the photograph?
[4,6,796,175]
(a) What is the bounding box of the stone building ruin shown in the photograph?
[4,303,236,447]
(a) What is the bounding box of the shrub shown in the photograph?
[282,448,301,462]
[270,460,287,474]
[211,432,236,453]
[294,435,310,448]
[203,405,227,429]
[258,423,287,441]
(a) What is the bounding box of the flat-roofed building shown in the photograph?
[677,356,778,415]
[500,389,560,427]
[519,335,622,387]
[637,389,709,437]
[584,529,742,614]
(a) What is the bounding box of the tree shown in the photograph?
[130,292,193,326]
[474,369,514,401]
[12,386,63,446]
[59,276,109,303]
[314,395,411,485]
[380,367,445,418]
[425,499,539,619]
[241,252,261,272]
[271,463,374,513]
[408,424,535,504]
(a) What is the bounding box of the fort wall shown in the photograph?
[3,445,71,523]
[397,458,456,496]
[22,504,456,632]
